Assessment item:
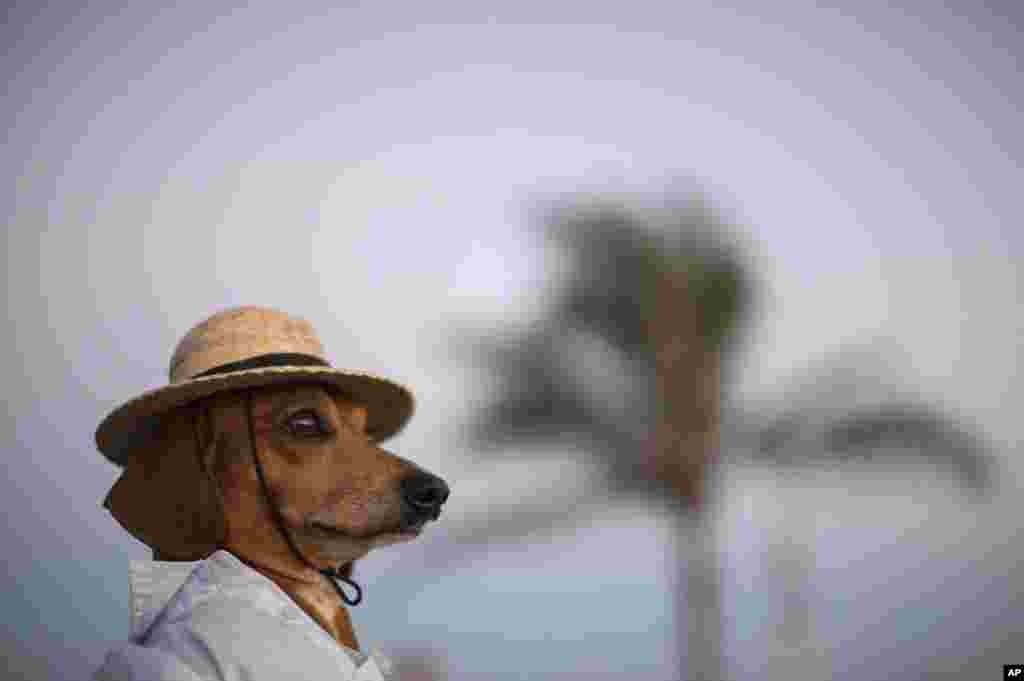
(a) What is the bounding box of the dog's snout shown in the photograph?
[400,471,450,522]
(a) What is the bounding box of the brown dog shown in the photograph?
[105,382,449,654]
[95,306,446,679]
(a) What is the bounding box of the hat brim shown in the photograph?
[95,366,414,466]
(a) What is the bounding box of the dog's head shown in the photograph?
[104,383,449,570]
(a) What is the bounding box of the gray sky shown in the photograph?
[3,2,1021,679]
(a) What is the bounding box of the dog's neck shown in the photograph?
[253,559,362,652]
[231,548,362,652]
[153,549,360,652]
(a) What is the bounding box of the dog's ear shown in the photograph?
[103,403,227,560]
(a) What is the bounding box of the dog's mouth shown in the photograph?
[310,521,425,544]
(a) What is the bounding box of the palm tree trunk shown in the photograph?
[648,272,726,680]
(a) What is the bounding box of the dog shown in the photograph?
[94,306,449,680]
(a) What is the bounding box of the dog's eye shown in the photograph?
[286,410,327,438]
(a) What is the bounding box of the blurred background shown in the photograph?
[3,2,1021,680]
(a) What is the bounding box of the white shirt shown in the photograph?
[93,550,394,681]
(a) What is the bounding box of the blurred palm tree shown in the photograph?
[452,191,750,681]
[443,190,993,681]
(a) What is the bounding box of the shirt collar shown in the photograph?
[125,550,392,678]
[128,549,337,639]
[128,554,201,640]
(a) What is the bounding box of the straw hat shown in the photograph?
[95,306,415,465]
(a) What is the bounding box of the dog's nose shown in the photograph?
[400,471,450,521]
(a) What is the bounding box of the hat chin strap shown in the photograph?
[243,392,363,607]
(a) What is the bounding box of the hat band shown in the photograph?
[191,352,330,379]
